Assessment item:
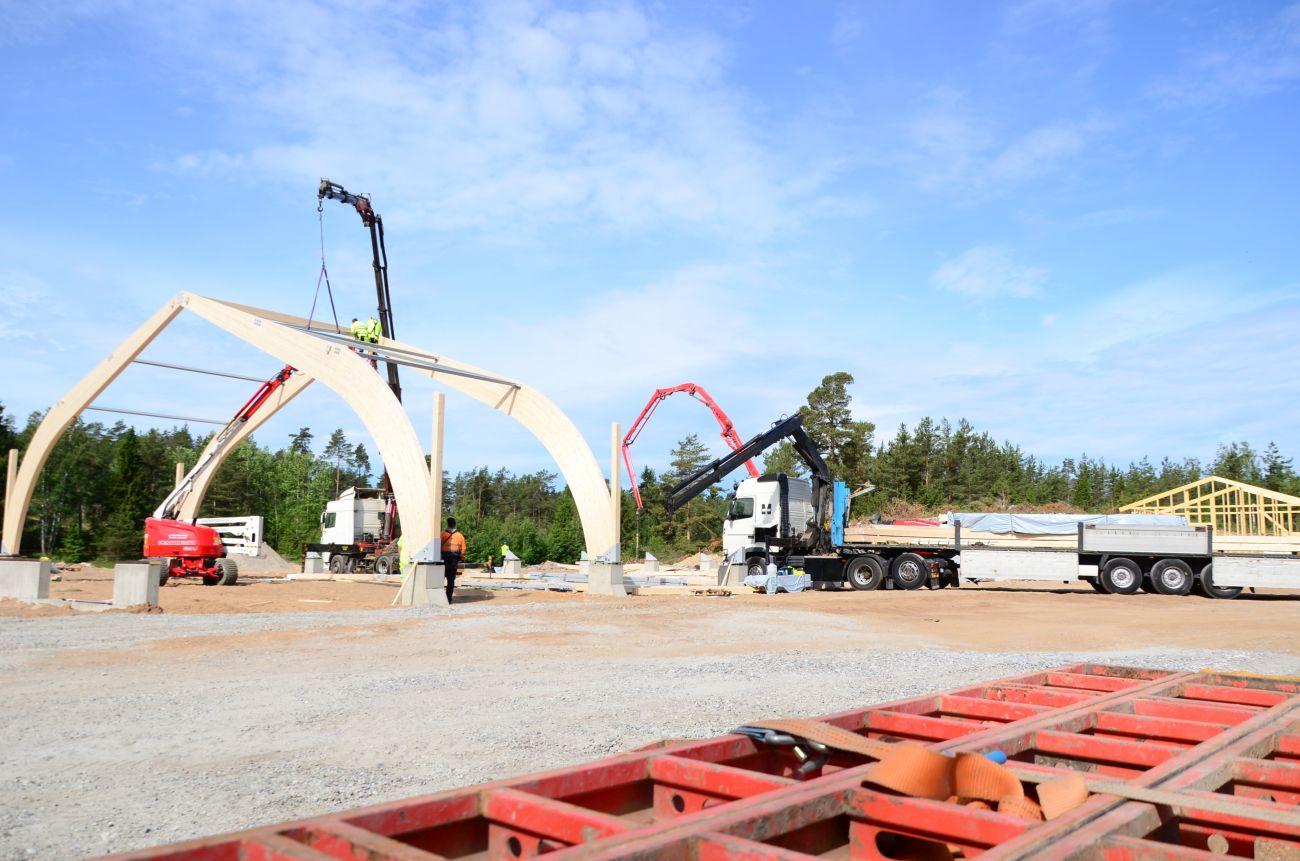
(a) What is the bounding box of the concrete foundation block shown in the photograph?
[587,562,627,597]
[0,558,50,602]
[642,553,659,573]
[290,554,332,580]
[722,562,747,587]
[406,563,449,608]
[502,558,522,577]
[113,561,160,608]
[699,553,714,572]
[578,559,591,577]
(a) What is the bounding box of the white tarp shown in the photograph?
[946,512,1187,535]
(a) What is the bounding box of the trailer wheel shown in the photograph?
[328,555,347,575]
[1100,558,1141,594]
[1196,562,1242,600]
[890,553,929,590]
[374,555,396,577]
[846,556,885,591]
[1150,559,1193,596]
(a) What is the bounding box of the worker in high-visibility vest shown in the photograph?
[440,517,467,604]
[349,317,367,341]
[365,316,382,344]
[500,542,512,563]
[349,317,378,369]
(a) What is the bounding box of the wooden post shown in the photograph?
[3,449,18,553]
[174,461,185,492]
[430,392,445,563]
[610,422,621,563]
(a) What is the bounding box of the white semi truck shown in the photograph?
[666,416,1300,598]
[305,487,400,576]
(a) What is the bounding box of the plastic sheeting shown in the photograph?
[743,572,812,593]
[946,512,1187,535]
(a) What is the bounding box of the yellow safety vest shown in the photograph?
[366,318,381,343]
[349,320,367,341]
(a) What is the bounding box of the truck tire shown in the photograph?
[374,555,395,577]
[890,553,930,590]
[1150,559,1193,596]
[1086,578,1107,593]
[328,555,346,575]
[846,556,885,591]
[1100,558,1141,595]
[159,561,175,587]
[215,558,238,586]
[746,557,767,580]
[1196,562,1242,600]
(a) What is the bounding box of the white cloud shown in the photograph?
[0,271,58,322]
[932,247,1046,299]
[82,1,845,240]
[900,92,1108,194]
[830,3,865,52]
[1148,3,1300,106]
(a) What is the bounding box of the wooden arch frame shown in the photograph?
[2,293,617,562]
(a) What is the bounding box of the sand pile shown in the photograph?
[231,543,296,574]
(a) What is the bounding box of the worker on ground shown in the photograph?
[500,541,512,564]
[440,517,467,604]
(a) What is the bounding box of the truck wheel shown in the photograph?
[1100,558,1141,595]
[846,556,885,591]
[890,553,930,590]
[1086,578,1107,593]
[374,555,395,577]
[1150,559,1193,596]
[1197,562,1242,600]
[746,557,767,579]
[328,555,346,575]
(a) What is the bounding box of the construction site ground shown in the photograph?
[1,571,1297,860]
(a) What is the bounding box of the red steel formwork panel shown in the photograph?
[97,664,1300,861]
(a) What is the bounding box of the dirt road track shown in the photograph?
[0,586,1296,859]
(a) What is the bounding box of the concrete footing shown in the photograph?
[587,562,627,597]
[721,561,747,587]
[404,563,449,608]
[642,553,659,573]
[578,559,591,577]
[113,561,160,608]
[502,559,522,576]
[0,558,51,602]
[699,553,714,573]
[290,553,331,581]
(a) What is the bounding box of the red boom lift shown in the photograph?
[622,383,759,510]
[143,365,297,585]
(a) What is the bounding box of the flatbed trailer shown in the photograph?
[802,509,1300,598]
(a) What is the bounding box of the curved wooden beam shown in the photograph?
[177,294,437,561]
[210,300,618,558]
[2,300,183,555]
[175,371,315,520]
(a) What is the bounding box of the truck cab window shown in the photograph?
[323,512,336,529]
[728,497,754,519]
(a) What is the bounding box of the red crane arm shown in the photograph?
[621,383,759,510]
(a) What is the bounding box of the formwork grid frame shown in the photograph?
[100,664,1300,861]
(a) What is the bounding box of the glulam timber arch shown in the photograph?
[1,293,617,562]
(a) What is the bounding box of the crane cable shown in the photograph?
[306,200,342,334]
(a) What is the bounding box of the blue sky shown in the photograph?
[2,0,1298,485]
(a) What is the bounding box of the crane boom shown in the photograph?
[664,414,831,515]
[153,365,297,521]
[317,178,401,403]
[622,383,758,510]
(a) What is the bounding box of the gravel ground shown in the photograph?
[0,598,1296,860]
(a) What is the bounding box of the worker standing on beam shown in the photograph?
[365,315,382,344]
[349,316,378,369]
[440,517,467,605]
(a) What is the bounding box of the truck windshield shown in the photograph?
[728,497,754,519]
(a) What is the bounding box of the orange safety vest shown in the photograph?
[440,529,467,555]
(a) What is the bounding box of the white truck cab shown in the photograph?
[319,487,388,544]
[722,474,816,564]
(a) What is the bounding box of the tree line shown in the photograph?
[2,379,1297,566]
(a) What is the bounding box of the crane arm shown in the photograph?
[153,365,297,521]
[663,414,831,515]
[621,383,759,510]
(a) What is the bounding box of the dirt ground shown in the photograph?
[1,573,1297,859]
[8,564,1299,653]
